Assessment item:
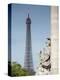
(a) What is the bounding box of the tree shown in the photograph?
[9,62,30,76]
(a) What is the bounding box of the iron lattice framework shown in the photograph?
[24,14,34,74]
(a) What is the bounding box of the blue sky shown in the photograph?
[10,4,50,71]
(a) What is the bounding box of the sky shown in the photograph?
[9,4,50,71]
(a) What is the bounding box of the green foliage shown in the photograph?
[9,62,29,76]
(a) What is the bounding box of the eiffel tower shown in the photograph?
[24,13,34,75]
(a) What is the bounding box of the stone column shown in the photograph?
[51,6,59,74]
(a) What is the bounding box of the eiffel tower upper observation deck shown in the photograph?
[26,14,31,24]
[24,13,35,75]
